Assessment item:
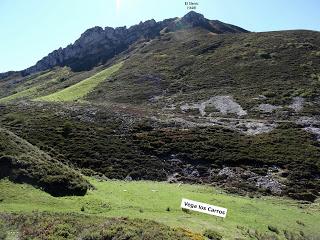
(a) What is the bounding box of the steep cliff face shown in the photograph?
[17,11,247,75]
[22,20,168,75]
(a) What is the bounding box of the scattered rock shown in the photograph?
[296,116,320,140]
[256,104,282,113]
[207,96,247,116]
[252,95,267,100]
[252,174,283,194]
[304,127,320,141]
[237,122,276,135]
[218,167,236,178]
[190,169,200,177]
[296,116,320,126]
[180,95,247,117]
[124,175,133,181]
[167,173,180,183]
[217,167,284,195]
[162,104,176,110]
[288,97,304,112]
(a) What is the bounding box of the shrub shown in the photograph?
[182,208,191,214]
[52,223,76,239]
[62,121,73,138]
[0,128,90,197]
[288,192,317,202]
[0,223,7,240]
[296,220,305,226]
[268,225,279,234]
[203,229,223,240]
[257,50,272,59]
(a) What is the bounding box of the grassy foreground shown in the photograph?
[0,178,319,239]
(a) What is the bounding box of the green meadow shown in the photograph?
[0,178,319,239]
[0,68,69,103]
[0,85,39,103]
[35,62,123,102]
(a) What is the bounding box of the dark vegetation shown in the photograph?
[0,104,168,182]
[0,103,319,201]
[268,225,280,234]
[0,212,316,240]
[88,29,320,117]
[0,127,89,197]
[203,229,223,240]
[0,213,198,240]
[133,125,320,201]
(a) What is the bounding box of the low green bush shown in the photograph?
[5,213,193,240]
[268,225,279,234]
[0,128,90,197]
[203,229,223,240]
[0,222,7,240]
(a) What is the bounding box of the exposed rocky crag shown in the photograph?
[0,11,248,79]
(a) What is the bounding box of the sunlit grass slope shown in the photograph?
[0,68,70,103]
[0,85,39,103]
[0,178,319,239]
[36,62,123,102]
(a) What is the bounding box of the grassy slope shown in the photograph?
[0,128,89,196]
[0,68,71,103]
[36,62,123,102]
[0,178,319,239]
[0,71,51,99]
[0,85,40,103]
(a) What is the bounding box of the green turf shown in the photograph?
[0,68,71,103]
[36,62,123,102]
[0,178,319,239]
[0,85,39,103]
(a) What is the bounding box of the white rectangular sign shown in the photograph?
[180,198,227,218]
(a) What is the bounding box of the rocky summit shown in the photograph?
[4,11,248,76]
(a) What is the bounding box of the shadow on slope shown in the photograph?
[0,128,90,196]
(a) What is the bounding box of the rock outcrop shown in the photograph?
[16,11,248,76]
[169,11,249,33]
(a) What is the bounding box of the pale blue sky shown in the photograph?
[0,0,320,72]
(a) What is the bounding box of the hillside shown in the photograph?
[0,11,318,203]
[0,9,320,240]
[0,127,89,196]
[0,20,319,201]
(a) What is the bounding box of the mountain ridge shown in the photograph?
[0,11,248,78]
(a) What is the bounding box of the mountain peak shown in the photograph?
[181,11,205,23]
[1,13,248,77]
